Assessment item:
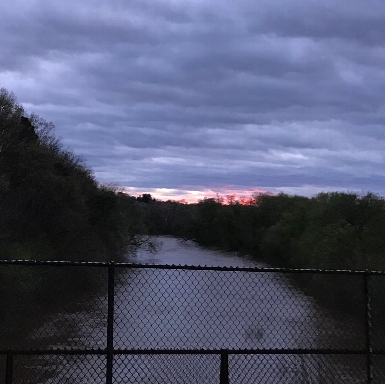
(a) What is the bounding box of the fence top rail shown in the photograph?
[2,348,384,356]
[1,259,385,275]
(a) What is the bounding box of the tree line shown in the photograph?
[2,86,385,340]
[141,192,385,271]
[5,86,383,274]
[0,88,152,341]
[0,88,150,262]
[140,191,385,317]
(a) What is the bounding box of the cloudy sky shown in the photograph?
[2,0,385,201]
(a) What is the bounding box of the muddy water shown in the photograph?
[20,237,365,383]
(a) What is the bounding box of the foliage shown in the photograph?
[146,191,385,271]
[0,88,152,340]
[0,88,149,261]
[143,190,385,318]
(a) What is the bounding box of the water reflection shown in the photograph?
[17,237,365,383]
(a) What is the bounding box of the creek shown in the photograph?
[19,237,365,383]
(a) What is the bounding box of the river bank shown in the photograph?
[1,237,377,383]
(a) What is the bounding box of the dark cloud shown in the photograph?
[255,1,385,45]
[1,0,385,200]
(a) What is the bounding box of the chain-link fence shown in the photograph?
[0,260,384,383]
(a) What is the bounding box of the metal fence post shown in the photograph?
[5,352,13,384]
[364,273,373,384]
[106,262,115,384]
[220,351,229,384]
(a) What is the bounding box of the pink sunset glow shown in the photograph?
[122,187,271,204]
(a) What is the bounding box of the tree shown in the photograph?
[0,88,150,260]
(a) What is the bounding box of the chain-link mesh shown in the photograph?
[373,356,385,384]
[0,355,5,382]
[12,355,106,384]
[114,268,365,351]
[0,265,107,351]
[370,276,385,352]
[1,261,385,383]
[230,354,366,383]
[113,354,220,383]
[371,276,385,384]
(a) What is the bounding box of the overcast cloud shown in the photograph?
[2,0,385,201]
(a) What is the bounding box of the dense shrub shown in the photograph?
[0,88,151,342]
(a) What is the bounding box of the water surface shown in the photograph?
[19,237,365,383]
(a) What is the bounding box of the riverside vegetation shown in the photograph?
[140,183,385,323]
[2,87,385,343]
[0,88,153,341]
[142,192,385,272]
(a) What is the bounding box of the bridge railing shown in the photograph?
[1,260,385,383]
